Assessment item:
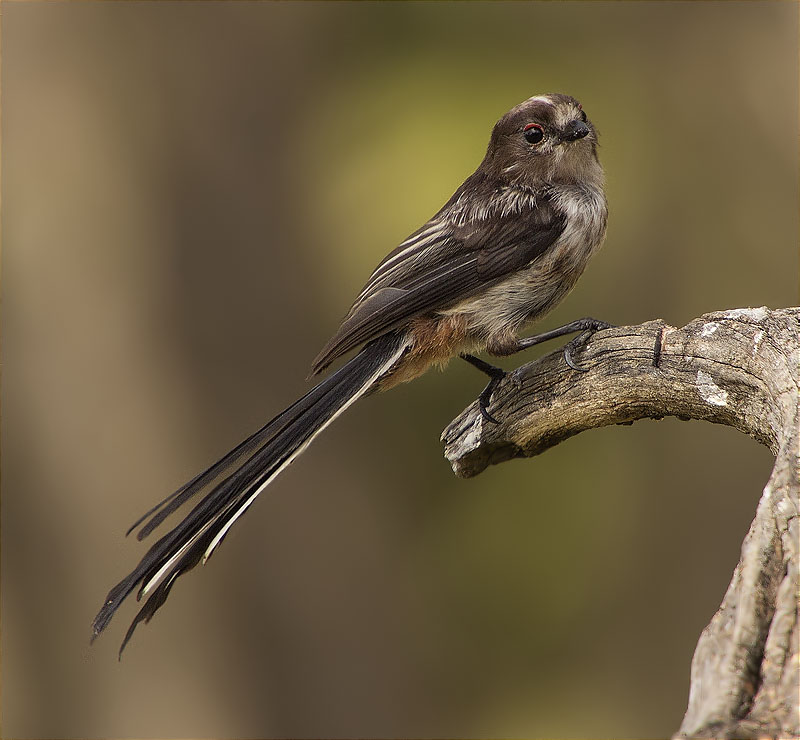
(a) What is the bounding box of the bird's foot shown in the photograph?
[561,319,614,371]
[460,353,507,424]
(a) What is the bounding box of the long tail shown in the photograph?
[91,331,410,656]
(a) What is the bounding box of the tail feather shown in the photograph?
[125,386,318,540]
[92,331,410,655]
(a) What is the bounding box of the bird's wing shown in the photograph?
[311,191,565,374]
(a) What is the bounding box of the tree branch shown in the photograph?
[441,307,799,738]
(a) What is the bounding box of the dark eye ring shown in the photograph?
[523,123,544,144]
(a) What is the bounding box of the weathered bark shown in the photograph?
[441,307,799,738]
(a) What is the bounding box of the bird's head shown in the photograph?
[484,93,603,187]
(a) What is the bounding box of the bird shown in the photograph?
[92,93,610,655]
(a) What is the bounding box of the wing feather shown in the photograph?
[311,186,564,374]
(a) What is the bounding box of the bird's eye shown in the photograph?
[523,123,544,144]
[580,110,588,122]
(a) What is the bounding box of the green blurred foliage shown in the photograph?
[2,2,796,738]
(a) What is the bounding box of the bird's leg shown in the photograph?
[513,317,614,372]
[460,353,507,424]
[460,318,613,423]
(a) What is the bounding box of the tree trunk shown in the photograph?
[441,307,799,738]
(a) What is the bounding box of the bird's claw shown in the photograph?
[478,372,505,424]
[562,329,594,372]
[460,353,507,424]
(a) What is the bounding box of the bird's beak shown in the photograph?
[562,120,590,142]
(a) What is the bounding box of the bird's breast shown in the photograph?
[440,183,607,342]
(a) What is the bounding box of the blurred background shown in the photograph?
[2,2,797,737]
